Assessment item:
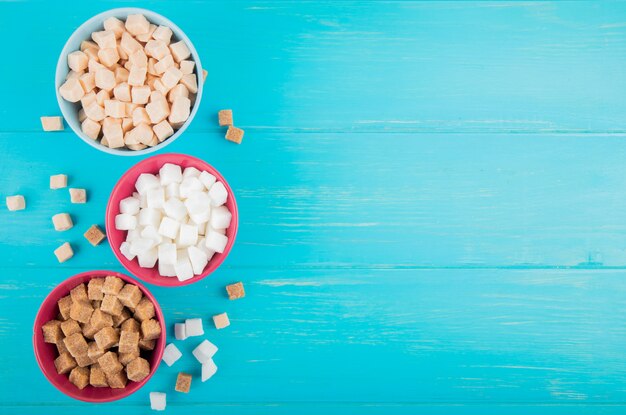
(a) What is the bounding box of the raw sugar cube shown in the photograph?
[115,213,137,231]
[84,224,106,246]
[69,300,94,324]
[41,116,64,131]
[118,284,142,308]
[134,298,155,322]
[52,213,73,231]
[6,195,25,211]
[218,109,233,126]
[121,318,141,333]
[103,276,125,295]
[64,332,89,357]
[210,206,232,229]
[208,182,227,206]
[119,351,139,366]
[54,242,74,263]
[212,313,230,329]
[87,278,105,300]
[192,339,218,364]
[127,356,150,382]
[174,323,187,340]
[139,338,156,350]
[175,372,192,393]
[205,230,228,253]
[225,126,244,144]
[201,359,218,382]
[98,351,123,374]
[69,366,90,389]
[162,343,182,367]
[106,370,128,388]
[94,326,119,349]
[60,319,81,336]
[50,174,68,189]
[87,341,105,361]
[185,318,204,337]
[55,353,77,374]
[101,294,124,316]
[70,283,89,303]
[150,392,167,411]
[90,365,108,387]
[58,295,73,320]
[42,320,64,343]
[113,308,131,327]
[226,282,245,300]
[141,318,162,340]
[69,188,87,203]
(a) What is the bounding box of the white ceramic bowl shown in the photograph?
[55,8,203,156]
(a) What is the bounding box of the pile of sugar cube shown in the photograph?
[115,163,232,281]
[58,14,198,150]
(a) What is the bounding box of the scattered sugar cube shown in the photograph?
[150,392,167,411]
[50,174,68,189]
[175,372,192,393]
[162,343,182,367]
[201,359,218,382]
[6,195,25,211]
[226,282,245,300]
[225,126,244,144]
[212,312,230,329]
[69,188,87,203]
[41,116,64,131]
[218,109,233,126]
[206,229,228,253]
[84,224,106,246]
[52,213,73,231]
[174,323,187,340]
[192,339,218,364]
[208,181,228,206]
[185,318,204,337]
[115,213,137,231]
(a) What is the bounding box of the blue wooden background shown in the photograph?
[2,1,626,413]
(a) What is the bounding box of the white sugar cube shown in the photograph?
[175,322,187,340]
[175,254,194,281]
[184,192,211,215]
[141,225,163,246]
[208,182,228,206]
[199,171,216,190]
[210,205,232,229]
[157,242,177,265]
[190,208,211,226]
[6,195,25,211]
[162,343,182,367]
[130,238,156,255]
[159,163,183,186]
[185,318,204,337]
[126,228,141,243]
[196,238,216,260]
[146,187,165,209]
[158,217,180,239]
[135,173,161,194]
[192,339,218,364]
[178,223,198,247]
[120,196,140,215]
[179,177,203,199]
[206,230,228,253]
[139,208,162,228]
[187,246,208,275]
[182,166,201,179]
[149,392,166,411]
[165,182,180,199]
[158,261,177,277]
[201,359,218,382]
[163,198,187,221]
[120,241,136,261]
[115,213,137,230]
[138,247,158,268]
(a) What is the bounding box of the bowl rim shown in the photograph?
[105,153,239,287]
[32,270,166,403]
[55,7,203,156]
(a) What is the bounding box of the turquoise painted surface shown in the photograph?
[2,1,626,413]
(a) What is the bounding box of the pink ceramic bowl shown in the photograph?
[33,270,166,403]
[106,153,238,287]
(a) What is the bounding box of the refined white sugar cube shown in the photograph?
[162,343,182,367]
[199,171,216,190]
[158,216,180,239]
[185,318,204,337]
[187,246,208,275]
[205,230,228,253]
[196,237,215,260]
[120,241,136,261]
[163,198,187,221]
[158,242,177,265]
[192,339,218,364]
[126,228,141,243]
[210,206,232,229]
[182,166,201,179]
[179,176,203,199]
[139,208,163,228]
[184,192,211,216]
[178,223,198,247]
[141,225,163,245]
[201,359,218,382]
[149,392,166,411]
[174,323,187,340]
[165,182,180,199]
[115,213,137,231]
[138,247,158,268]
[189,209,211,226]
[175,254,194,281]
[159,163,183,186]
[119,196,140,215]
[158,261,177,277]
[130,237,156,255]
[146,187,165,209]
[208,181,228,206]
[135,173,161,194]
[6,195,25,211]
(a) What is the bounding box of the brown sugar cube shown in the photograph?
[218,109,233,126]
[138,338,155,351]
[50,174,68,189]
[106,370,128,389]
[84,225,106,246]
[92,300,102,309]
[75,353,94,368]
[90,365,109,387]
[212,312,230,329]
[102,276,125,295]
[54,352,77,374]
[94,326,120,350]
[141,318,161,341]
[42,320,64,343]
[69,366,90,389]
[81,321,99,339]
[225,126,244,144]
[57,295,73,320]
[121,318,140,333]
[101,294,124,316]
[126,356,150,382]
[98,351,123,374]
[69,300,94,324]
[117,284,142,308]
[133,297,155,322]
[119,351,139,366]
[63,332,89,357]
[70,283,89,303]
[56,340,69,355]
[60,319,82,336]
[226,282,245,300]
[90,309,114,331]
[113,308,131,327]
[118,330,140,354]
[87,341,105,361]
[175,373,192,393]
[54,242,74,263]
[87,278,105,300]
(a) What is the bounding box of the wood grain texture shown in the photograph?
[1,1,626,413]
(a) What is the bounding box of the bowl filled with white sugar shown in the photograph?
[56,8,203,155]
[105,154,238,286]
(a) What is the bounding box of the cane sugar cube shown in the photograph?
[115,213,137,231]
[158,216,180,239]
[128,66,147,86]
[208,182,228,206]
[136,173,161,194]
[42,320,64,343]
[102,275,124,295]
[58,295,73,320]
[120,241,135,261]
[106,370,128,388]
[97,351,123,374]
[101,294,124,316]
[50,174,68,189]
[117,284,143,308]
[104,16,125,38]
[118,330,140,354]
[75,354,95,368]
[90,365,108,387]
[168,96,190,124]
[55,352,77,374]
[84,224,106,246]
[68,366,90,389]
[225,126,244,144]
[150,392,167,411]
[64,332,89,357]
[87,342,105,362]
[41,116,64,131]
[113,308,131,328]
[139,338,156,351]
[210,206,232,229]
[70,301,94,324]
[59,78,85,102]
[175,255,194,282]
[178,223,198,247]
[226,282,245,300]
[201,359,218,382]
[212,313,230,329]
[98,47,120,67]
[134,298,155,322]
[187,246,208,275]
[54,242,74,263]
[218,109,233,127]
[192,339,218,364]
[6,195,25,211]
[153,120,174,142]
[94,326,120,350]
[90,309,114,331]
[95,68,116,91]
[138,247,158,268]
[126,356,150,382]
[121,318,141,334]
[60,318,81,336]
[68,50,88,72]
[87,278,105,300]
[70,283,88,303]
[104,99,126,118]
[116,351,137,367]
[69,188,87,204]
[175,372,192,393]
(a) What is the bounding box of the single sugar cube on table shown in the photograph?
[218,109,233,126]
[225,126,244,144]
[54,242,74,263]
[52,213,73,231]
[150,391,167,411]
[84,224,106,246]
[213,313,230,329]
[50,174,68,189]
[175,372,192,393]
[192,339,218,364]
[162,343,182,366]
[174,323,187,340]
[208,182,228,206]
[69,188,87,203]
[185,318,204,337]
[226,282,245,300]
[6,195,25,211]
[41,116,64,131]
[202,359,218,382]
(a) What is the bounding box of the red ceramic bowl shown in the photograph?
[33,270,166,403]
[106,153,239,286]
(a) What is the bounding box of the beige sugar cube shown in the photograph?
[225,126,244,144]
[95,68,116,90]
[128,66,147,86]
[50,174,68,189]
[78,109,87,122]
[131,123,154,145]
[68,51,88,72]
[52,213,73,231]
[132,107,150,126]
[168,96,190,124]
[59,78,85,102]
[202,69,208,81]
[79,72,96,93]
[153,120,174,142]
[80,40,98,52]
[103,16,125,38]
[169,40,191,62]
[152,79,169,96]
[126,102,139,115]
[131,85,151,104]
[120,31,142,55]
[117,45,129,61]
[154,55,174,75]
[81,91,96,108]
[167,84,189,103]
[218,109,233,127]
[175,372,192,393]
[179,60,195,75]
[161,67,183,89]
[54,242,74,263]
[226,282,245,300]
[104,99,126,118]
[180,73,198,94]
[136,23,157,42]
[115,66,130,83]
[152,25,173,44]
[145,40,170,60]
[88,58,105,74]
[96,90,110,106]
[69,188,87,204]
[97,47,120,67]
[127,143,147,151]
[66,70,83,81]
[84,224,106,246]
[41,116,64,131]
[125,14,150,36]
[129,49,148,69]
[147,57,158,76]
[126,356,150,382]
[92,30,117,49]
[147,135,158,147]
[84,101,105,122]
[113,82,131,102]
[84,47,99,63]
[212,312,230,329]
[124,129,139,146]
[6,195,25,211]
[102,118,125,148]
[146,97,170,124]
[122,117,133,133]
[81,118,101,140]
